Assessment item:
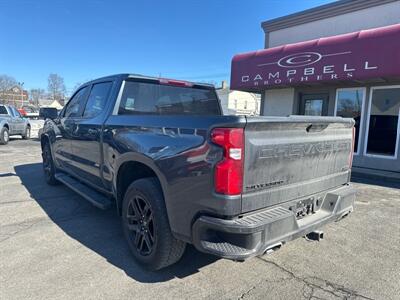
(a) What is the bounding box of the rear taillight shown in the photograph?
[211,128,244,195]
[349,126,356,168]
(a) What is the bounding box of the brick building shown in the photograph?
[0,86,29,108]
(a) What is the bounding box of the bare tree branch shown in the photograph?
[29,88,46,106]
[47,73,66,101]
[0,74,18,92]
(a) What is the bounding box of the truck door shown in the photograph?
[53,86,89,172]
[69,81,113,189]
[10,107,25,133]
[6,106,17,134]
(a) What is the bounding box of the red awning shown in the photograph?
[230,23,400,91]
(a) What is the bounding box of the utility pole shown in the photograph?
[18,82,24,108]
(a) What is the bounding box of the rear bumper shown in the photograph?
[192,184,355,260]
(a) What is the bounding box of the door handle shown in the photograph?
[88,128,97,136]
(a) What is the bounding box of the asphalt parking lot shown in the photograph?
[1,139,399,300]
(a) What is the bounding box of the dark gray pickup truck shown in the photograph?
[40,74,356,270]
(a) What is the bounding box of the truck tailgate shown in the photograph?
[242,116,354,213]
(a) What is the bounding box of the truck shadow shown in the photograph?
[14,163,219,283]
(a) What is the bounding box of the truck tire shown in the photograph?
[0,127,10,145]
[42,142,59,185]
[22,126,31,139]
[122,177,186,270]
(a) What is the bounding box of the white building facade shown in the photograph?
[216,81,260,115]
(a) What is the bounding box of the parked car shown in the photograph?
[0,104,31,144]
[17,108,27,117]
[22,106,40,119]
[40,74,356,270]
[39,107,59,119]
[36,107,58,139]
[29,119,45,139]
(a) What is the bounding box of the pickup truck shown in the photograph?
[0,104,31,144]
[40,74,356,270]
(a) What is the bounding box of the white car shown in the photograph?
[29,119,45,138]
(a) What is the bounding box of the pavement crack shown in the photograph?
[256,257,375,300]
[237,285,257,299]
[0,218,46,243]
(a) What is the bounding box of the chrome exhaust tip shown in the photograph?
[263,242,283,255]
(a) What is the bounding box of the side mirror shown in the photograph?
[39,108,58,120]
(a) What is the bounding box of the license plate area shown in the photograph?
[293,198,315,220]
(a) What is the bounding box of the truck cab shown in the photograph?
[0,104,31,144]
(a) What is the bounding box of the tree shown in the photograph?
[71,79,92,95]
[47,73,66,101]
[72,82,83,93]
[0,74,18,92]
[30,88,46,106]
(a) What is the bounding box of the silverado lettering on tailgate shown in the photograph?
[259,140,351,159]
[245,180,285,192]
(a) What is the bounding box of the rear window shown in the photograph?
[0,106,7,114]
[118,81,220,115]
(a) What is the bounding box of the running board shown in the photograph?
[55,173,113,210]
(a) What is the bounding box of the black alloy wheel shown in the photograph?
[126,195,155,256]
[122,178,186,270]
[42,143,58,185]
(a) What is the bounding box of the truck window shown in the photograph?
[118,81,220,115]
[83,82,112,118]
[11,107,21,117]
[64,87,88,118]
[0,106,7,114]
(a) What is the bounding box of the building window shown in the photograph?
[335,88,365,154]
[365,86,400,158]
[300,94,328,116]
[304,99,323,116]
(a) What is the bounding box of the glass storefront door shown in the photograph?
[365,86,400,159]
[300,94,329,116]
[335,88,365,154]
